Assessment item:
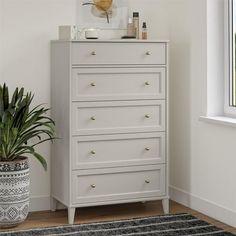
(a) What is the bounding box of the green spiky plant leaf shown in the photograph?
[0,83,56,171]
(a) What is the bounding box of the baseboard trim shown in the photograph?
[30,188,236,227]
[29,195,50,212]
[30,196,66,212]
[170,185,236,227]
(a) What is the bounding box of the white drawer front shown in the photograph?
[71,133,165,170]
[71,101,165,135]
[71,42,166,65]
[72,165,166,204]
[71,68,166,101]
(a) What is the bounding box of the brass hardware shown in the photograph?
[90,82,96,87]
[91,184,96,188]
[145,180,150,184]
[146,51,151,55]
[145,82,150,86]
[145,147,150,151]
[91,51,96,55]
[91,150,96,155]
[91,116,96,121]
[145,114,150,118]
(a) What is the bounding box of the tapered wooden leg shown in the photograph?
[50,197,57,212]
[162,198,169,214]
[68,207,76,224]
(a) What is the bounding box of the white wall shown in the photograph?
[129,0,236,227]
[0,0,77,211]
[0,1,3,76]
[128,0,170,39]
[169,0,236,227]
[1,0,236,227]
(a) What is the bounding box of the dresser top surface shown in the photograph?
[51,39,169,43]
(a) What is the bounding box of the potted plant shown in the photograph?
[0,83,55,228]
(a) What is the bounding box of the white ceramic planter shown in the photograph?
[0,157,30,228]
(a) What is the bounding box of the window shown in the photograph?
[230,0,236,106]
[225,0,236,114]
[201,0,236,125]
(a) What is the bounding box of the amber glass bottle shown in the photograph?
[142,22,147,40]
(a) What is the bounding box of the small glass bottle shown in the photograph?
[142,22,147,40]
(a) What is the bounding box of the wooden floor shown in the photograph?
[1,200,235,234]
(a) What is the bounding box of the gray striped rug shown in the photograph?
[0,213,234,236]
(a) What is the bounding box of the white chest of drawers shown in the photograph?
[51,40,169,224]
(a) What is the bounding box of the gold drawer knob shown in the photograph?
[90,150,96,155]
[91,184,96,188]
[90,116,96,121]
[145,147,150,151]
[145,114,150,119]
[145,180,150,184]
[91,51,96,56]
[146,51,151,56]
[90,82,96,87]
[145,82,150,86]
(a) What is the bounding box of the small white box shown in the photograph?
[58,25,78,40]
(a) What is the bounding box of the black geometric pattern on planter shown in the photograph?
[0,158,30,228]
[0,160,29,172]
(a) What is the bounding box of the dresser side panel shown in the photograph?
[51,42,71,206]
[165,42,170,199]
